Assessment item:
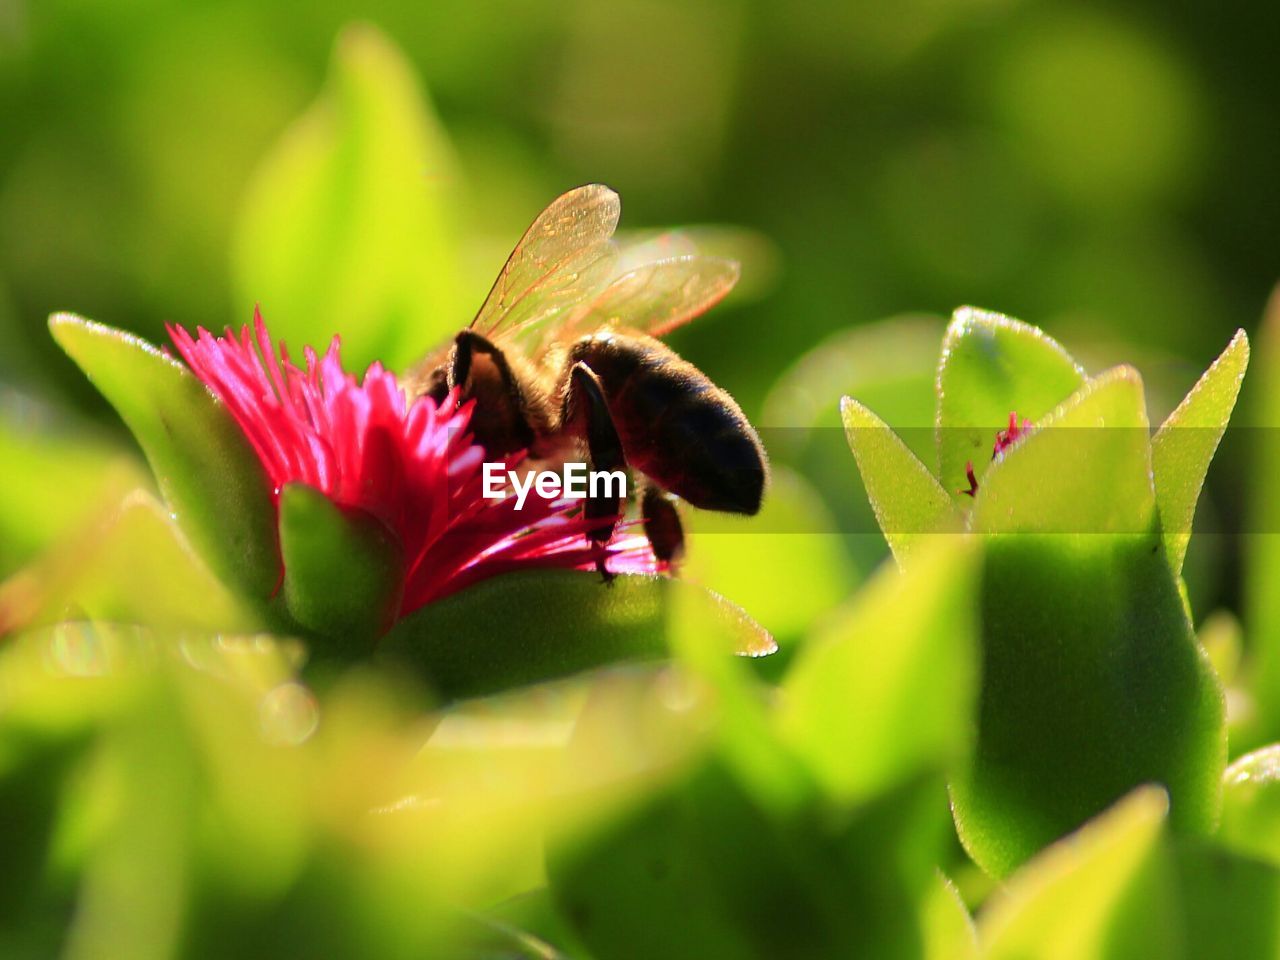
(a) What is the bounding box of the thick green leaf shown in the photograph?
[475,888,585,960]
[0,635,100,942]
[846,327,1228,876]
[779,538,977,806]
[233,24,459,372]
[550,745,949,960]
[375,570,775,702]
[549,755,761,960]
[979,788,1176,960]
[936,307,1085,502]
[663,556,811,815]
[970,366,1153,535]
[544,549,970,960]
[921,873,978,960]
[1171,839,1280,960]
[543,658,951,959]
[277,483,404,652]
[450,913,573,960]
[954,367,1225,876]
[841,396,958,565]
[979,784,1280,960]
[0,491,256,635]
[0,625,319,959]
[1247,290,1280,747]
[952,532,1224,876]
[1152,329,1248,575]
[1198,609,1243,686]
[49,314,279,607]
[0,402,146,579]
[1220,745,1280,866]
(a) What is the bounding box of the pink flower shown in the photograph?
[167,310,656,621]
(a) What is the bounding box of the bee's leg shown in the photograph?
[450,330,529,406]
[640,483,685,569]
[450,330,508,390]
[420,365,451,405]
[563,361,626,584]
[450,329,536,449]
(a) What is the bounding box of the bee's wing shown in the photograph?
[550,254,740,347]
[609,229,700,269]
[470,184,622,349]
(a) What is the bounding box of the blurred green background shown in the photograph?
[1,0,1276,610]
[6,0,1277,397]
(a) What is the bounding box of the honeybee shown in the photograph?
[408,184,768,579]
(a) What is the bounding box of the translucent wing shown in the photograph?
[549,254,740,348]
[471,184,622,348]
[609,230,700,270]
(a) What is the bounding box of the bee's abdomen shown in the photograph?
[574,335,767,515]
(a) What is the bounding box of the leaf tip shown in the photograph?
[839,394,885,433]
[705,585,777,658]
[48,310,85,332]
[1225,327,1251,367]
[1135,781,1172,814]
[942,306,1085,379]
[946,305,1030,342]
[47,311,96,352]
[48,313,180,374]
[1107,362,1144,384]
[740,634,778,658]
[336,19,392,61]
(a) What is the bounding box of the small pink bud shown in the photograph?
[960,411,1033,498]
